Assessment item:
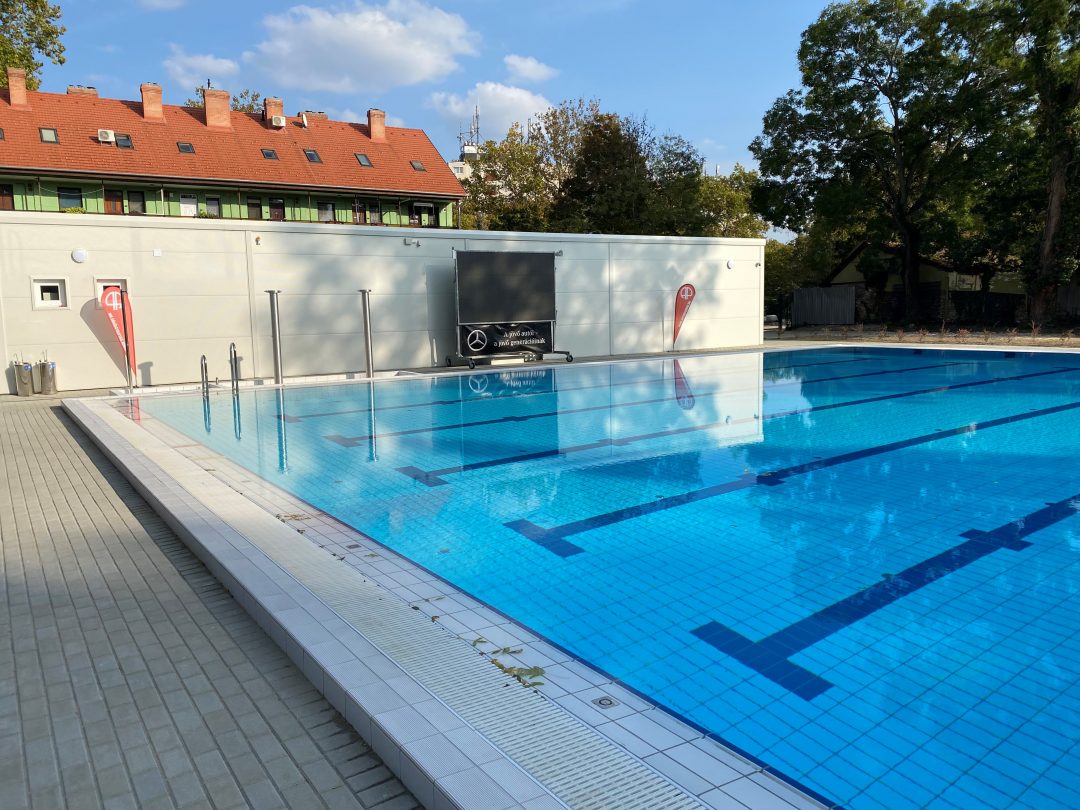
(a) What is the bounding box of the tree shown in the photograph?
[645,134,708,236]
[0,0,65,90]
[699,165,767,238]
[185,87,264,112]
[527,98,602,199]
[549,113,653,234]
[751,0,1006,322]
[461,123,549,231]
[981,0,1080,320]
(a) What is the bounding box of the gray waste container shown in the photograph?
[37,361,57,395]
[13,362,33,397]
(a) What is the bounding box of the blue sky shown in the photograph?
[40,1,826,171]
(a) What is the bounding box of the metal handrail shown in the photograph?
[359,289,374,378]
[200,354,209,398]
[266,290,284,385]
[229,342,239,395]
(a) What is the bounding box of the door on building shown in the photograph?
[179,194,198,217]
[127,191,146,215]
[269,199,286,221]
[247,198,263,220]
[0,185,14,211]
[104,190,124,215]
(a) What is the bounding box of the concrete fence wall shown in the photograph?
[0,212,765,392]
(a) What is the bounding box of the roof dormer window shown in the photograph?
[0,128,5,140]
[39,128,59,144]
[355,153,372,167]
[177,141,195,154]
[410,160,426,171]
[261,148,278,160]
[303,148,321,163]
[115,134,133,149]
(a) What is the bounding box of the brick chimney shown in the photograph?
[5,67,28,109]
[141,82,163,121]
[203,88,231,129]
[263,96,283,123]
[367,108,386,142]
[66,85,99,97]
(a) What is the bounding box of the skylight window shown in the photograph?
[0,128,5,140]
[355,153,372,167]
[261,148,278,160]
[177,141,195,154]
[39,128,59,144]
[410,160,426,171]
[115,133,133,149]
[303,148,321,163]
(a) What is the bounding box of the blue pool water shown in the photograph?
[140,348,1080,808]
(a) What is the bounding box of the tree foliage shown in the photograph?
[461,101,764,239]
[0,0,65,90]
[751,0,1008,322]
[184,87,264,112]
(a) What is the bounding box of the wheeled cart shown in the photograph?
[446,250,573,369]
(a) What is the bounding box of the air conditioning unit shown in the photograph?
[270,115,286,128]
[97,129,115,143]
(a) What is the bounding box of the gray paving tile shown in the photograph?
[0,400,418,810]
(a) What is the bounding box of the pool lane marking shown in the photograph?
[504,396,1080,552]
[333,358,973,447]
[280,356,878,424]
[692,493,1080,700]
[395,366,1079,486]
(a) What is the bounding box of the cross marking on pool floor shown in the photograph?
[691,493,1080,700]
[504,394,1080,556]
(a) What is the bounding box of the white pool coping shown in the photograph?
[63,347,856,810]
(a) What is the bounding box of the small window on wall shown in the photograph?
[205,196,221,217]
[32,278,68,310]
[0,184,14,211]
[94,278,128,308]
[57,187,83,209]
[317,201,335,222]
[247,198,263,220]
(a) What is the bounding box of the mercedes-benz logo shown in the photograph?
[468,376,489,394]
[466,329,488,352]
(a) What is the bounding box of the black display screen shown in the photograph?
[456,251,556,323]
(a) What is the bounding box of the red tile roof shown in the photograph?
[0,89,464,198]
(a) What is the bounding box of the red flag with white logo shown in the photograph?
[673,283,696,346]
[100,286,136,377]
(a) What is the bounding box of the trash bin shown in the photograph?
[13,362,33,397]
[37,361,57,395]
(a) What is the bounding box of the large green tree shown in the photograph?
[980,0,1080,319]
[0,0,65,89]
[549,113,652,234]
[751,0,1006,322]
[462,123,549,231]
[700,165,767,238]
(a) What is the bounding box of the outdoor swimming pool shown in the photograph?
[140,347,1080,808]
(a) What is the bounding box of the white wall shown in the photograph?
[0,212,764,392]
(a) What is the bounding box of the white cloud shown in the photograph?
[163,45,238,90]
[139,0,186,9]
[503,54,557,84]
[248,0,478,94]
[430,82,552,140]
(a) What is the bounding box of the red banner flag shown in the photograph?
[101,286,136,377]
[673,283,696,346]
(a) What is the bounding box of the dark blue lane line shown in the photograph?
[287,354,880,424]
[329,356,945,446]
[506,398,1080,544]
[397,367,1080,486]
[693,493,1080,700]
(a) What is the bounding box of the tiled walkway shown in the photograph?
[0,396,418,810]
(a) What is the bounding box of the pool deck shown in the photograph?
[3,346,834,810]
[0,396,418,810]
